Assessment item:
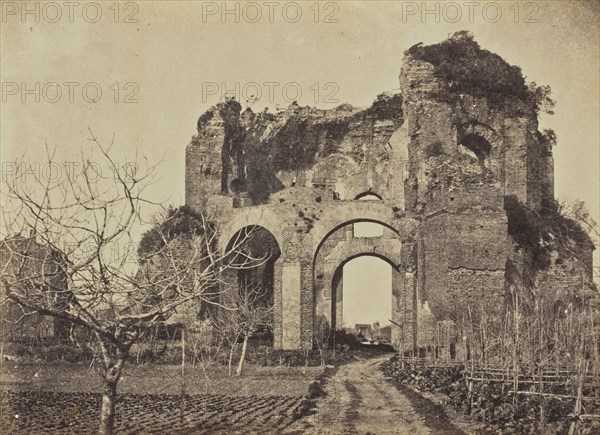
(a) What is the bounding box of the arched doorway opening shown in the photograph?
[225,225,281,345]
[332,254,396,344]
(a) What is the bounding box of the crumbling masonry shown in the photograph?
[185,35,594,355]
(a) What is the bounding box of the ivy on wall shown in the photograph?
[406,31,554,115]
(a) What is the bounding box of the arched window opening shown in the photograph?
[353,194,385,237]
[459,134,492,164]
[355,191,383,201]
[339,256,392,342]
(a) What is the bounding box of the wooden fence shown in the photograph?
[396,356,599,434]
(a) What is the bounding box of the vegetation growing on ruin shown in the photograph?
[406,31,554,114]
[537,128,557,151]
[504,195,594,273]
[138,205,209,258]
[196,109,214,132]
[364,92,403,122]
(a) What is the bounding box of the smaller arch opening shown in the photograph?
[343,256,392,327]
[332,254,394,343]
[459,133,492,164]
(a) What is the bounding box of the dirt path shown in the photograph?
[288,356,463,435]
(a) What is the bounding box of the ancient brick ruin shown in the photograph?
[0,234,71,341]
[185,34,594,355]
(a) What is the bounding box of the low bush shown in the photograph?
[1,340,93,363]
[42,344,87,363]
[332,329,361,350]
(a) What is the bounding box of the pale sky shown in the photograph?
[343,255,392,327]
[1,1,599,307]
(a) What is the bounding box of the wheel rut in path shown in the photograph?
[287,356,465,434]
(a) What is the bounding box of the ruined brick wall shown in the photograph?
[183,34,592,353]
[186,113,226,211]
[186,94,405,212]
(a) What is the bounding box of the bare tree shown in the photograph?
[213,277,273,377]
[313,315,332,366]
[235,281,273,376]
[0,131,262,434]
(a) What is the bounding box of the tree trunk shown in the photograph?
[100,376,118,435]
[200,362,210,394]
[228,341,238,377]
[236,333,249,377]
[180,327,186,426]
[98,337,128,435]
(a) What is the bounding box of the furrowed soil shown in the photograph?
[0,390,306,434]
[0,363,322,433]
[0,356,469,434]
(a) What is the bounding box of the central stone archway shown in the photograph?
[312,218,416,351]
